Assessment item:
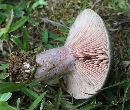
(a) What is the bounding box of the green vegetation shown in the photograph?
[0,0,130,110]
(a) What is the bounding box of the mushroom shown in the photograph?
[35,9,111,99]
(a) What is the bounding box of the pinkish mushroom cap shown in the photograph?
[35,9,111,99]
[64,9,111,99]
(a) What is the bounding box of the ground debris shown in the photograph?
[8,51,36,82]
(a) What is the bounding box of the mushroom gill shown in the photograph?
[35,9,111,99]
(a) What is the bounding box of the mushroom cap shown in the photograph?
[64,9,111,99]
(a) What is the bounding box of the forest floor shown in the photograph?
[0,0,130,110]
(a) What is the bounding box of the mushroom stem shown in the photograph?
[35,46,74,79]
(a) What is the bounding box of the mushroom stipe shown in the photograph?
[36,9,111,99]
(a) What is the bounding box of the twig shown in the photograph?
[41,18,69,28]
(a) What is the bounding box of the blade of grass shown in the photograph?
[48,32,65,43]
[79,102,102,110]
[0,13,6,24]
[0,63,9,70]
[0,101,19,110]
[6,10,14,32]
[16,98,20,108]
[0,92,12,101]
[22,27,30,51]
[41,29,48,44]
[9,16,29,32]
[99,79,130,91]
[46,44,54,49]
[20,87,39,100]
[55,37,66,43]
[0,10,13,38]
[121,83,130,110]
[61,99,77,109]
[32,0,47,9]
[54,89,62,109]
[0,82,24,93]
[28,92,46,110]
[0,28,6,38]
[45,102,53,110]
[0,73,9,79]
[11,36,23,49]
[0,4,13,10]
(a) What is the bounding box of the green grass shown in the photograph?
[0,0,130,110]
